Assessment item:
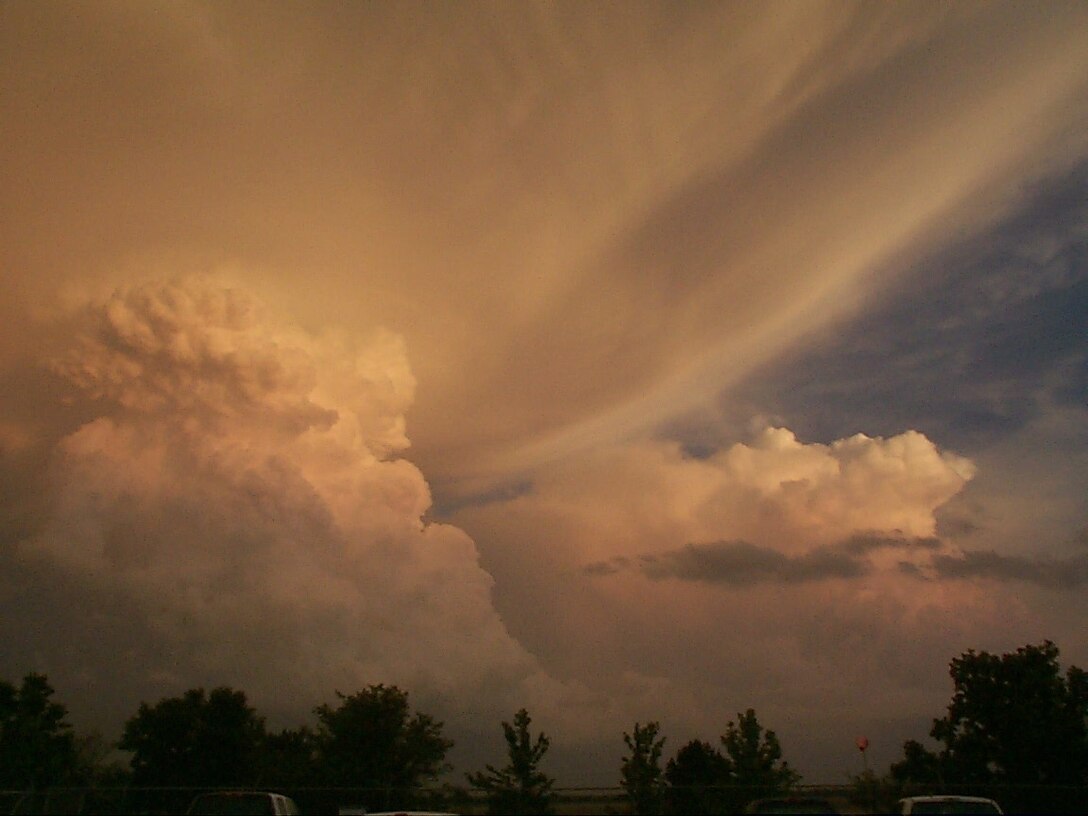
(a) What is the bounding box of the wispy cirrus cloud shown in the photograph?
[704,164,1088,456]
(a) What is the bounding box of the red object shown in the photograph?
[856,736,869,751]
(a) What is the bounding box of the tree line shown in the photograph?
[2,640,1085,814]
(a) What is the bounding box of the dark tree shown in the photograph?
[721,708,799,792]
[314,684,452,802]
[73,731,131,788]
[258,726,318,788]
[467,708,555,815]
[621,721,666,815]
[889,738,945,785]
[665,739,731,815]
[119,687,266,787]
[0,673,78,788]
[897,641,1088,786]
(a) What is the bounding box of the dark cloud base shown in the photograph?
[911,549,1088,590]
[584,535,940,586]
[586,535,1088,590]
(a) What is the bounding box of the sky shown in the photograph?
[2,0,1087,786]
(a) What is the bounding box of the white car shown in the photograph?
[897,795,1003,815]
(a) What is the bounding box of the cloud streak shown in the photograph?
[586,533,1088,593]
[642,541,866,585]
[915,550,1088,590]
[586,535,943,587]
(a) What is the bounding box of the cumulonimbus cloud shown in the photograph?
[23,276,596,733]
[461,426,975,564]
[449,421,1019,760]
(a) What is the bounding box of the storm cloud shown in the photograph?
[3,1,1088,785]
[7,277,601,743]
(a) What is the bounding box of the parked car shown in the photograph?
[745,796,840,814]
[186,791,301,815]
[897,795,1004,814]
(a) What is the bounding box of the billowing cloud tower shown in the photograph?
[32,276,556,726]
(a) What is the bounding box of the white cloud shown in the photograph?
[468,428,974,566]
[450,426,1022,773]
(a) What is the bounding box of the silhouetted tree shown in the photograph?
[894,641,1088,787]
[258,726,318,788]
[889,738,945,785]
[621,721,666,815]
[665,739,731,815]
[314,684,451,806]
[0,673,78,788]
[72,731,130,788]
[119,687,266,786]
[467,708,555,815]
[721,708,799,789]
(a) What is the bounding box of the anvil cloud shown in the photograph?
[2,1,1087,783]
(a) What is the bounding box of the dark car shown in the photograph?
[186,791,301,816]
[897,795,1004,814]
[745,796,840,814]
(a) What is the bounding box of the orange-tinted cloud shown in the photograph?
[27,277,584,733]
[2,2,1088,782]
[3,3,1087,497]
[448,427,1043,772]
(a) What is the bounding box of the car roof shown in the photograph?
[746,797,839,814]
[194,792,286,797]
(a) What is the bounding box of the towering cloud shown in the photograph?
[19,277,566,731]
[449,425,1010,765]
[462,427,974,565]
